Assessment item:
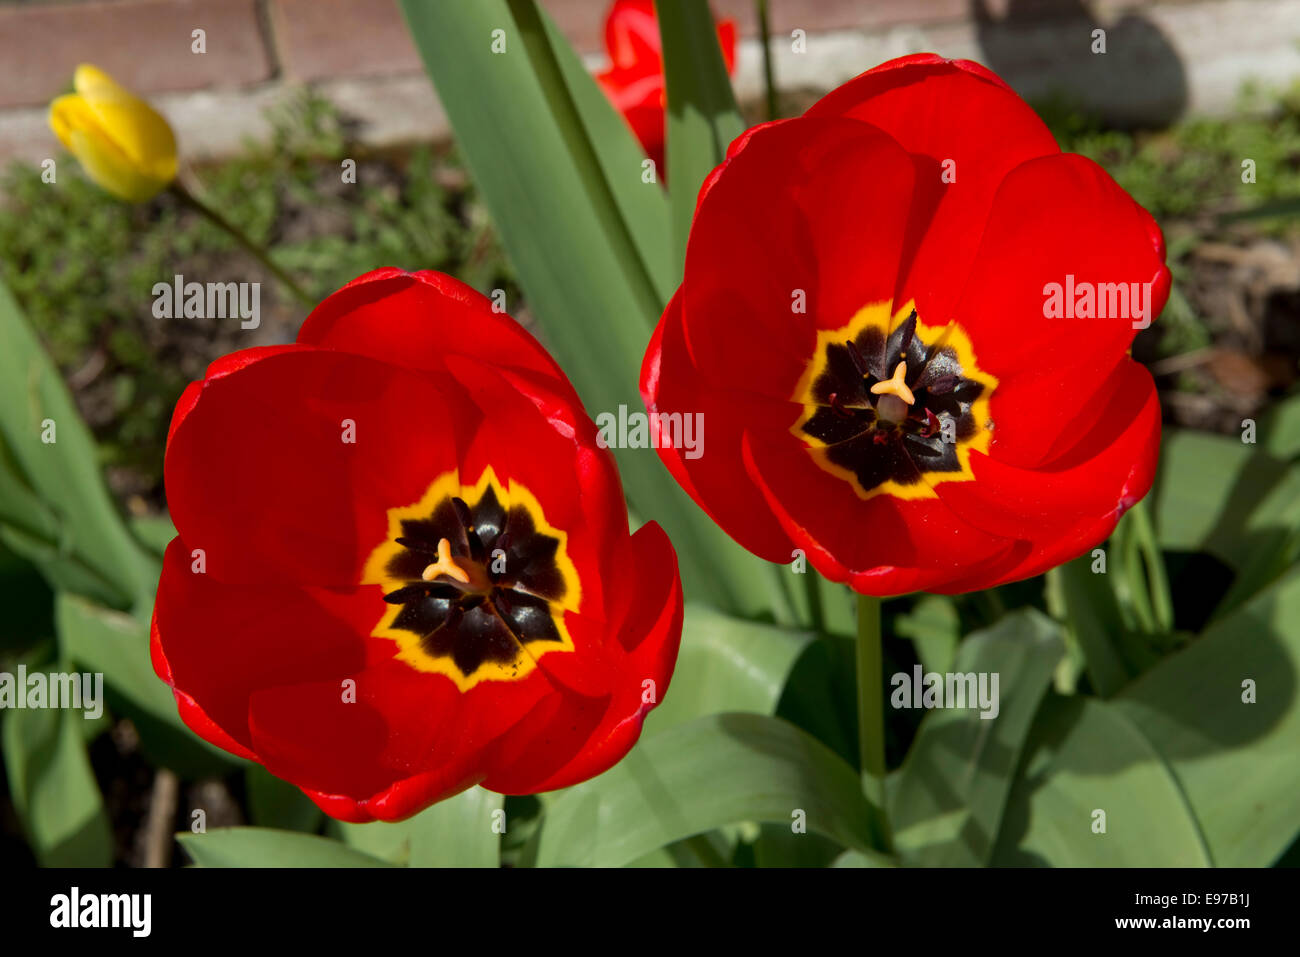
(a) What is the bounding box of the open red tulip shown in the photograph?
[641,54,1170,596]
[596,0,737,172]
[153,268,683,822]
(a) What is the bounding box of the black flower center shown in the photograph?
[794,305,996,498]
[366,472,577,687]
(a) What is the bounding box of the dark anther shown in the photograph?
[395,536,441,555]
[383,583,436,604]
[846,340,868,378]
[451,496,474,531]
[918,408,942,438]
[928,374,957,395]
[896,311,917,359]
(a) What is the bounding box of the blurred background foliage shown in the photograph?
[0,89,518,508]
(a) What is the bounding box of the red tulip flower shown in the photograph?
[152,269,683,821]
[641,54,1170,596]
[596,0,737,172]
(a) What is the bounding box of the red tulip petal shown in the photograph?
[152,537,370,755]
[807,55,1060,324]
[245,647,553,817]
[166,347,471,585]
[444,354,628,619]
[604,0,661,71]
[718,20,737,73]
[482,520,682,794]
[297,268,571,393]
[740,429,1012,596]
[951,153,1170,468]
[681,117,918,399]
[641,290,797,562]
[934,357,1161,579]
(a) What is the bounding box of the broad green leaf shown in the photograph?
[55,593,171,725]
[545,12,675,305]
[398,0,788,619]
[774,634,858,768]
[814,573,857,637]
[1155,428,1300,618]
[626,847,679,867]
[334,788,504,867]
[643,604,813,735]
[1049,554,1134,697]
[246,765,323,834]
[0,279,157,609]
[1261,393,1300,460]
[1215,531,1300,620]
[55,592,237,777]
[3,687,113,866]
[893,594,960,676]
[657,0,745,266]
[643,833,732,867]
[408,787,504,867]
[130,513,178,558]
[179,827,394,867]
[993,695,1211,867]
[832,848,897,867]
[332,817,414,865]
[889,609,1065,866]
[751,825,848,867]
[1115,566,1300,866]
[536,712,880,867]
[1154,429,1300,574]
[0,540,53,655]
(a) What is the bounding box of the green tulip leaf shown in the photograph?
[2,682,113,867]
[888,609,1065,866]
[407,787,504,868]
[55,591,236,777]
[1114,565,1300,866]
[0,278,157,609]
[179,827,394,867]
[536,712,882,867]
[643,604,814,735]
[657,0,745,266]
[993,695,1212,867]
[1049,554,1136,697]
[332,787,504,867]
[246,765,324,835]
[1154,429,1300,616]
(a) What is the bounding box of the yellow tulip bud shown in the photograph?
[49,64,178,203]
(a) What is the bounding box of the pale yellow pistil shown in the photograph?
[870,361,915,424]
[422,538,491,591]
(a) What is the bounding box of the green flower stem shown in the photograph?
[1128,498,1174,633]
[170,182,314,306]
[856,593,893,852]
